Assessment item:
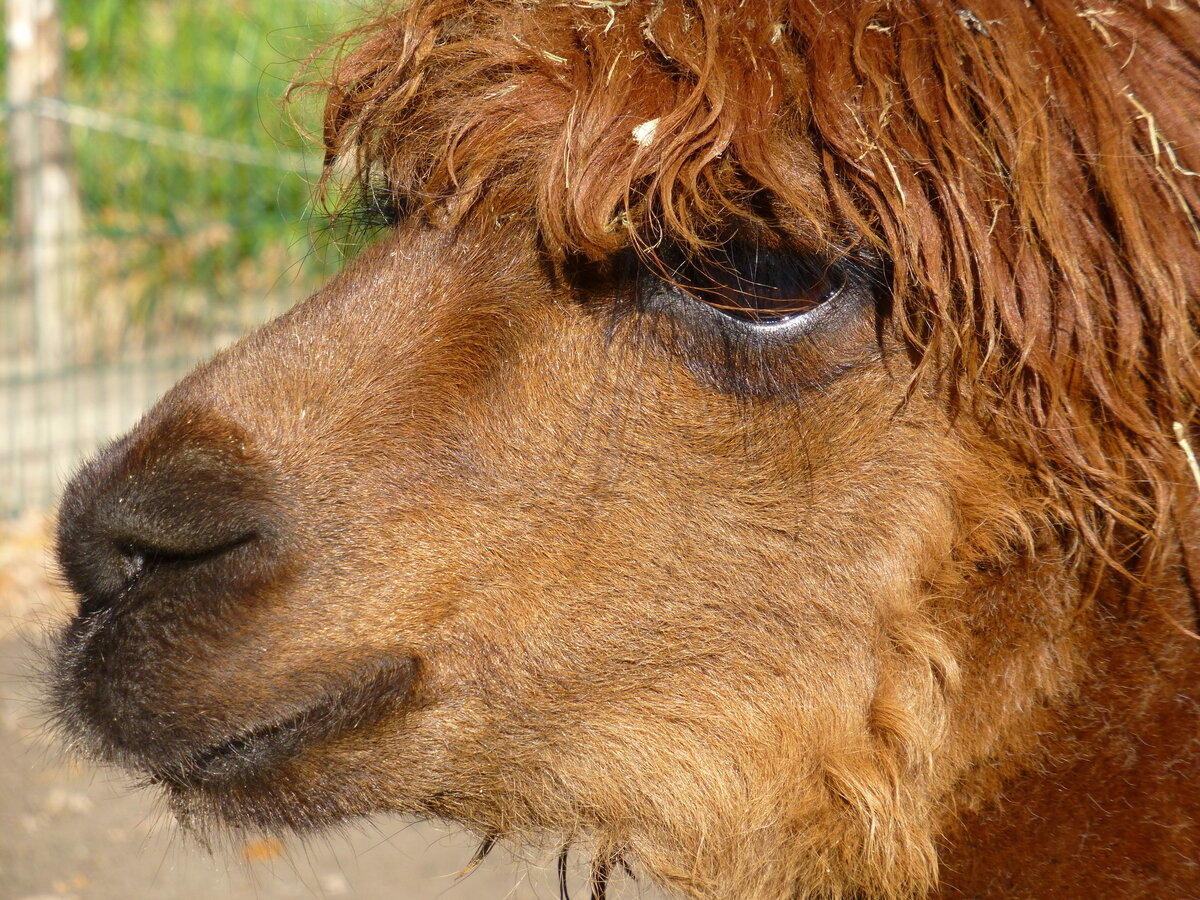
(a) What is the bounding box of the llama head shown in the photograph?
[50,3,1199,897]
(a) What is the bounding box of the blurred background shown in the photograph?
[0,2,663,898]
[2,0,344,516]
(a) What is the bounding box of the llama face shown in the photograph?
[48,2,1200,897]
[51,219,1073,895]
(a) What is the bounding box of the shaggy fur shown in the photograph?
[49,2,1198,899]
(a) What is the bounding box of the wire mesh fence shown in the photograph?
[2,0,353,515]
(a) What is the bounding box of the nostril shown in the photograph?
[117,532,256,567]
[56,421,282,620]
[71,535,259,622]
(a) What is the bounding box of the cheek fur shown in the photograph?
[46,2,1200,898]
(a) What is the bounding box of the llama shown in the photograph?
[50,2,1199,897]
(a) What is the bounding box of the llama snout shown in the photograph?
[51,410,304,773]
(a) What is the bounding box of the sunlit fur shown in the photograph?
[51,2,1198,899]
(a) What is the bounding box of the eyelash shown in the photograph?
[328,181,411,242]
[645,240,848,329]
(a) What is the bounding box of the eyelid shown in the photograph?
[679,267,845,326]
[646,241,847,329]
[651,277,854,342]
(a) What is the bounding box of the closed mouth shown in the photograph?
[152,656,418,789]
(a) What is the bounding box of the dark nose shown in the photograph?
[56,421,281,618]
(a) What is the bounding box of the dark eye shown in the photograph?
[655,240,845,327]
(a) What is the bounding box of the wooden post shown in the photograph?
[6,0,81,365]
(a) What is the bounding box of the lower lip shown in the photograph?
[153,655,418,789]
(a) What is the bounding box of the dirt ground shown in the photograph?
[0,513,666,900]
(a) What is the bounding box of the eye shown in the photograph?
[652,240,846,328]
[583,241,888,398]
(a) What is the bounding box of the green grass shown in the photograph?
[4,0,366,312]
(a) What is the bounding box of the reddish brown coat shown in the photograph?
[50,2,1200,898]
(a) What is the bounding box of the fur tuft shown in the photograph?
[303,0,1199,583]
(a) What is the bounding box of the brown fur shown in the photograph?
[48,2,1199,899]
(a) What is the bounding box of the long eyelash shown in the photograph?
[348,181,406,228]
[317,179,410,249]
[660,240,843,322]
